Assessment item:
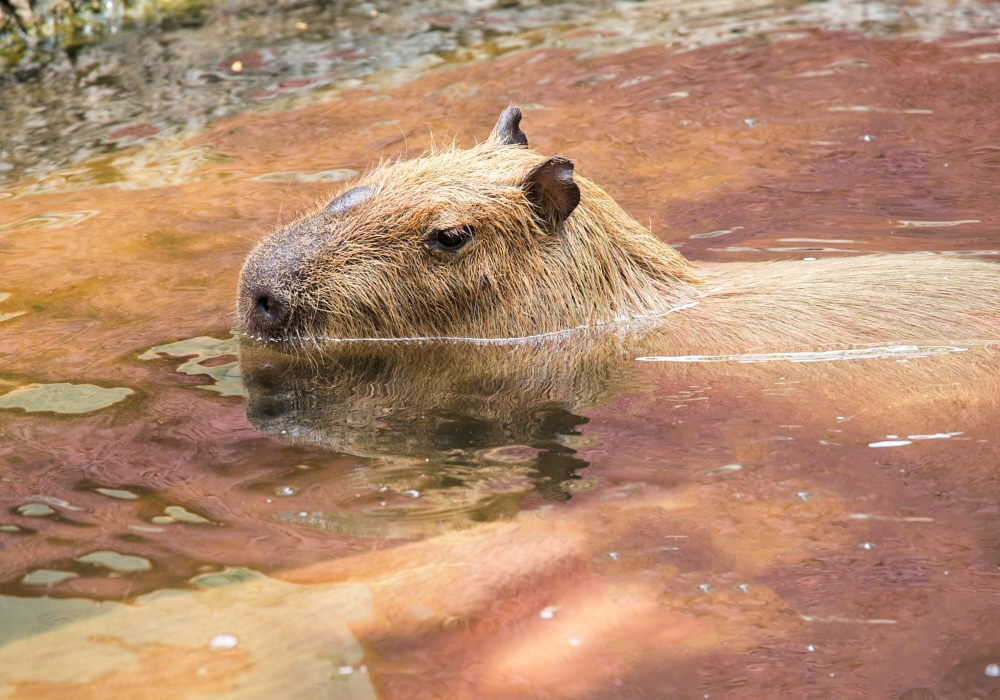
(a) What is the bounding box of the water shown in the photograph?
[3,0,1000,697]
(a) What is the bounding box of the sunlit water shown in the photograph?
[3,0,1000,697]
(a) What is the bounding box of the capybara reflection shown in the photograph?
[238,107,1000,347]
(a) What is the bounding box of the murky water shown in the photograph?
[3,0,1000,697]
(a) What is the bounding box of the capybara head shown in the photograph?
[238,107,698,346]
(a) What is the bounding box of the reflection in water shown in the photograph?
[240,338,633,537]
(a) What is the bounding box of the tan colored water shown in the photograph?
[3,1,1000,697]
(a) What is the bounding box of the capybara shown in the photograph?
[238,107,1000,348]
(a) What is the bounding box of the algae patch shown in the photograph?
[0,383,133,414]
[139,334,243,396]
[22,570,79,587]
[94,488,139,500]
[76,551,152,573]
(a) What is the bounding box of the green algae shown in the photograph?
[94,488,139,500]
[75,550,152,573]
[22,569,79,586]
[139,333,243,396]
[163,505,210,523]
[0,383,133,414]
[189,567,264,589]
[16,504,54,517]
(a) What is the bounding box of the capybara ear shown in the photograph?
[523,156,581,227]
[325,185,374,215]
[491,106,528,147]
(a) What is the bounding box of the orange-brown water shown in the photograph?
[3,2,1000,697]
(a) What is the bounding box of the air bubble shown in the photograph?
[209,634,238,650]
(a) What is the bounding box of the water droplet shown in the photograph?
[744,118,757,127]
[539,608,555,619]
[807,644,817,652]
[275,487,295,496]
[797,491,811,500]
[338,666,354,675]
[298,511,308,517]
[401,489,420,498]
[739,583,750,593]
[209,634,238,650]
[863,134,873,141]
[699,583,712,593]
[265,498,272,503]
[803,257,817,261]
[862,542,873,550]
[986,663,1000,677]
[609,552,619,561]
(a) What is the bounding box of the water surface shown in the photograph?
[3,1,1000,697]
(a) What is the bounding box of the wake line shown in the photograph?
[635,343,1000,364]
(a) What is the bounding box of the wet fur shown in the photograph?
[239,109,1000,348]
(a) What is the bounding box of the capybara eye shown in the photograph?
[429,226,473,252]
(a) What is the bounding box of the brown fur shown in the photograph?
[238,108,1000,348]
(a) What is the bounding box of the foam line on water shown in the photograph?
[635,343,1000,364]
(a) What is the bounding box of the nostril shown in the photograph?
[256,294,275,320]
[242,281,291,338]
[257,293,281,322]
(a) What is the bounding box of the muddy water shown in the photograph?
[3,1,1000,697]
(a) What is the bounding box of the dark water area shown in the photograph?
[3,0,1000,697]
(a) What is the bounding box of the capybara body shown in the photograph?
[238,108,1000,349]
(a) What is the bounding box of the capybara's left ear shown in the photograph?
[491,106,528,147]
[522,156,581,227]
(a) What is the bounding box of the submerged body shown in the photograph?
[682,255,1000,351]
[238,108,1000,349]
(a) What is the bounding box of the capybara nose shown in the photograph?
[243,286,291,339]
[255,291,282,323]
